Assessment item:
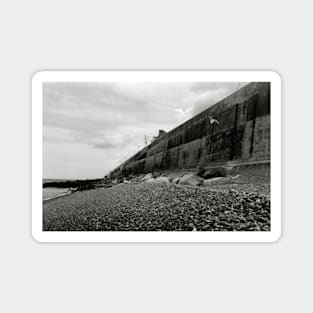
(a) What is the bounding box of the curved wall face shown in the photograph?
[111,82,270,178]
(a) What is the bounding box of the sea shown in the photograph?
[43,179,71,201]
[42,187,70,200]
[43,187,70,201]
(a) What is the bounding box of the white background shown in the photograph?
[0,0,311,312]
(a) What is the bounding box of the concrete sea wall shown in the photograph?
[110,82,270,178]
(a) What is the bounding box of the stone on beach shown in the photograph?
[203,177,223,186]
[154,176,170,184]
[178,173,204,186]
[142,173,153,181]
[172,177,181,184]
[145,178,156,183]
[200,167,227,179]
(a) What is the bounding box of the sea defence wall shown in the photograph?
[110,82,270,178]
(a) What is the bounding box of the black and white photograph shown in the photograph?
[33,71,281,241]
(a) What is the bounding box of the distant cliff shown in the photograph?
[110,82,270,178]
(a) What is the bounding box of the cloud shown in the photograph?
[43,81,248,178]
[189,82,249,116]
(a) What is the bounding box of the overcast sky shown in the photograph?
[43,81,248,179]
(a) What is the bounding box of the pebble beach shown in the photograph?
[43,172,270,231]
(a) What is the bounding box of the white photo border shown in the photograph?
[32,71,282,242]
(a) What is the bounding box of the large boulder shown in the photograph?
[145,178,155,183]
[152,172,162,178]
[203,177,223,186]
[172,177,181,184]
[142,173,153,181]
[154,176,170,184]
[178,173,204,186]
[199,167,227,179]
[168,171,185,183]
